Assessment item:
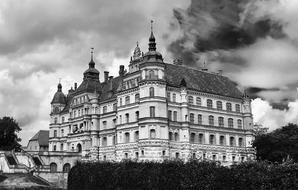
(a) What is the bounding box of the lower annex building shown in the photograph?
[48,26,255,164]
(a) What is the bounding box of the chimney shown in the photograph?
[74,83,77,90]
[109,76,114,81]
[119,65,125,76]
[104,71,109,82]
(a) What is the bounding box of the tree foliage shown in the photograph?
[253,123,298,163]
[0,116,21,151]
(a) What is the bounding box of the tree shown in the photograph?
[253,123,298,163]
[0,116,22,151]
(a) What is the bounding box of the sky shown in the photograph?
[0,0,298,146]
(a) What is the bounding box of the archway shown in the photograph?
[63,163,71,173]
[77,143,82,152]
[50,162,57,173]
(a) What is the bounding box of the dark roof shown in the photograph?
[99,76,123,102]
[29,130,49,146]
[164,63,243,99]
[75,78,102,94]
[51,91,66,104]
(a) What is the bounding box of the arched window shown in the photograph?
[103,106,107,113]
[135,93,140,103]
[135,111,139,121]
[77,144,82,152]
[149,70,155,79]
[113,103,117,111]
[208,115,214,126]
[218,117,224,127]
[207,99,213,108]
[220,135,225,145]
[228,118,234,128]
[112,136,116,145]
[150,106,155,117]
[168,110,172,121]
[174,132,179,141]
[63,163,71,173]
[190,113,194,123]
[235,104,241,112]
[209,134,215,145]
[150,129,156,139]
[125,113,129,123]
[125,96,130,104]
[124,132,130,143]
[198,114,202,125]
[102,137,107,147]
[62,117,65,123]
[188,96,194,104]
[237,119,242,128]
[216,101,222,110]
[239,137,243,147]
[50,163,57,173]
[167,92,171,101]
[190,133,195,143]
[172,93,176,102]
[169,132,173,140]
[149,87,154,97]
[198,133,204,144]
[196,97,201,106]
[119,98,123,106]
[230,137,235,146]
[60,143,64,151]
[134,131,139,141]
[226,103,232,111]
[53,145,56,151]
[173,111,177,121]
[54,130,57,137]
[54,117,58,124]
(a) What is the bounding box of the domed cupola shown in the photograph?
[83,48,100,81]
[143,20,163,63]
[51,83,67,104]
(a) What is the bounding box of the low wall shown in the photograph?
[35,172,68,189]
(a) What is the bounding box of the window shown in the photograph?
[124,132,130,143]
[198,114,202,125]
[62,117,65,123]
[125,153,128,159]
[149,70,155,79]
[228,118,234,128]
[198,134,204,144]
[169,132,173,140]
[54,117,58,124]
[135,152,139,159]
[239,137,243,147]
[112,136,116,145]
[54,130,57,137]
[190,133,195,143]
[125,113,129,123]
[135,131,139,141]
[102,121,107,129]
[230,137,235,146]
[226,103,232,111]
[188,96,194,104]
[207,99,213,108]
[150,106,155,117]
[216,101,222,110]
[113,103,117,111]
[208,115,214,126]
[172,93,176,102]
[196,97,201,106]
[135,93,140,103]
[218,117,224,127]
[102,137,107,147]
[53,145,56,151]
[50,163,57,173]
[190,113,194,123]
[236,104,241,112]
[220,136,225,145]
[168,110,172,121]
[119,115,122,124]
[173,111,177,121]
[135,111,139,121]
[150,129,156,139]
[237,119,242,128]
[167,92,170,101]
[209,134,215,145]
[61,129,64,137]
[63,163,71,173]
[119,98,122,106]
[149,87,154,97]
[174,132,179,141]
[125,96,130,104]
[103,106,107,113]
[175,152,179,159]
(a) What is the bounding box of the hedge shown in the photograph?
[68,160,298,190]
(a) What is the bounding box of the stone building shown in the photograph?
[26,130,49,151]
[48,27,255,164]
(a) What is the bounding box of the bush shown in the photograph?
[68,160,298,190]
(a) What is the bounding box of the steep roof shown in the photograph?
[164,63,243,99]
[75,78,102,94]
[29,130,49,146]
[99,76,123,102]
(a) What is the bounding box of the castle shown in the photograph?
[48,25,255,165]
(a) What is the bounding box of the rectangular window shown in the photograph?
[150,106,155,117]
[236,104,241,112]
[54,130,57,137]
[198,114,202,125]
[190,113,194,123]
[168,110,172,121]
[173,111,177,121]
[218,117,224,127]
[102,121,107,129]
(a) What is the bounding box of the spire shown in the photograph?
[57,79,62,92]
[133,41,141,59]
[148,20,156,51]
[89,47,95,68]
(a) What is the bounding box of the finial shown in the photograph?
[136,41,139,47]
[151,20,154,33]
[148,20,156,51]
[91,47,94,61]
[59,78,61,84]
